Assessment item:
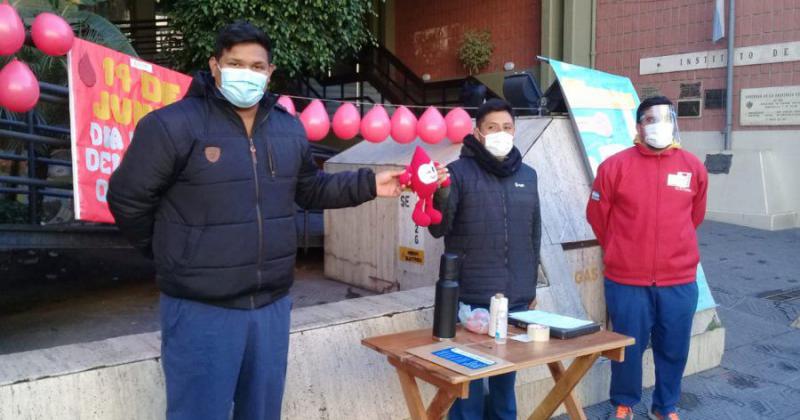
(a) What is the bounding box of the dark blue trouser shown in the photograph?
[604,278,698,416]
[160,293,292,420]
[448,303,526,420]
[448,372,518,420]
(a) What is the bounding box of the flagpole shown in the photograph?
[724,0,735,151]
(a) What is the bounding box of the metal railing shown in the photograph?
[0,82,73,225]
[112,18,182,67]
[306,45,499,112]
[111,17,496,112]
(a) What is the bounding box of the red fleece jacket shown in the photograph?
[586,143,708,287]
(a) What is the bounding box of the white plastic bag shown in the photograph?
[458,303,490,334]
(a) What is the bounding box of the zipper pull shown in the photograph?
[267,144,276,177]
[248,138,257,164]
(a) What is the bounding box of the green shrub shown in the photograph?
[457,30,494,75]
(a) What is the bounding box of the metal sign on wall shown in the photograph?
[640,41,800,75]
[740,85,800,126]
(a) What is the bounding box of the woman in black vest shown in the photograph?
[429,98,542,420]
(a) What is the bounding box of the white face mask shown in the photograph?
[217,66,269,108]
[643,122,674,149]
[482,131,514,157]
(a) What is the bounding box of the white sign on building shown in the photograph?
[740,85,800,126]
[397,191,425,272]
[640,41,800,75]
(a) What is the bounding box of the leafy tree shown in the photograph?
[166,0,376,76]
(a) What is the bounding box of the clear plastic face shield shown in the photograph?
[638,104,681,149]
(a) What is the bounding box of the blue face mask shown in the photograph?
[217,66,269,108]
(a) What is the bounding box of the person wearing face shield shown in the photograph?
[428,99,541,420]
[586,97,708,420]
[107,20,405,420]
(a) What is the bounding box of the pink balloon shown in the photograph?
[445,107,472,144]
[416,106,446,144]
[390,106,418,144]
[0,1,25,56]
[277,95,296,116]
[31,12,75,56]
[299,99,330,142]
[332,102,360,140]
[0,59,40,113]
[360,105,391,143]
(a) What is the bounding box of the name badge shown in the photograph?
[667,172,692,190]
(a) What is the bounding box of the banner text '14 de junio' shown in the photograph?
[68,38,191,223]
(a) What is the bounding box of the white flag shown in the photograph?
[713,0,725,43]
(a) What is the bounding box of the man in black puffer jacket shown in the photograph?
[107,21,403,420]
[429,99,541,420]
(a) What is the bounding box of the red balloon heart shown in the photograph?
[417,106,446,144]
[299,99,330,142]
[31,12,75,56]
[360,105,391,143]
[0,59,40,113]
[0,0,25,56]
[445,107,472,144]
[332,102,360,140]
[390,106,418,144]
[277,95,296,116]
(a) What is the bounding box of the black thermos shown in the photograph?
[433,253,460,340]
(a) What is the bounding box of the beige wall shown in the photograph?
[681,130,800,230]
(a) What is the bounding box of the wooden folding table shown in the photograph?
[362,326,634,420]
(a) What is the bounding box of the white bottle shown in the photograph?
[489,293,508,343]
[488,293,500,338]
[495,296,508,344]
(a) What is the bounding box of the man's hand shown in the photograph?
[436,163,449,186]
[375,170,405,197]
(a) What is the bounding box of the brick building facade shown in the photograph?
[381,0,799,228]
[393,0,541,80]
[595,0,800,132]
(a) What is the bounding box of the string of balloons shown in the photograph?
[277,96,473,144]
[0,0,75,113]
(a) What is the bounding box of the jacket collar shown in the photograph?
[633,137,680,157]
[461,134,522,177]
[187,71,277,113]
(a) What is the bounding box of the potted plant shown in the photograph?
[457,30,493,75]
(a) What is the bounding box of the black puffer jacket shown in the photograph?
[429,135,541,308]
[108,72,376,309]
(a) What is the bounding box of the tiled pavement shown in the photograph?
[556,221,800,420]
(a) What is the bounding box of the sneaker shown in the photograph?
[610,405,634,419]
[648,411,679,420]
